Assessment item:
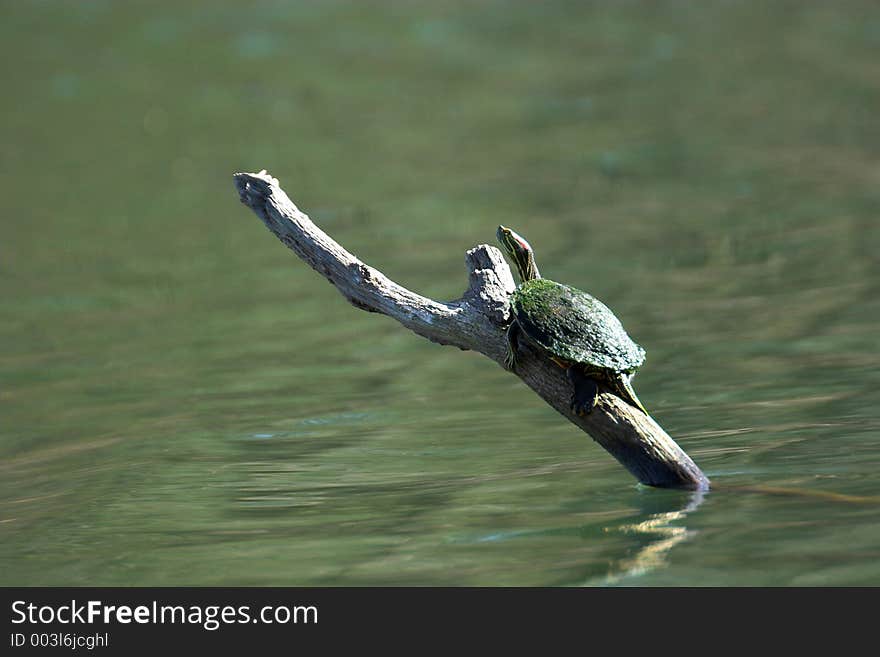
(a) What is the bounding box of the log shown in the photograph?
[233,170,710,491]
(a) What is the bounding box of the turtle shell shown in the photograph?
[511,278,645,372]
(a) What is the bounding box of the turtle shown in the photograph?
[496,225,648,416]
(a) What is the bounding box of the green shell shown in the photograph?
[511,278,645,372]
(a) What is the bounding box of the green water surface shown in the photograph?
[2,1,880,586]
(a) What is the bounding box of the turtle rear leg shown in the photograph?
[503,322,520,372]
[566,366,599,416]
[611,372,648,415]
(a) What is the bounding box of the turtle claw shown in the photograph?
[503,323,520,373]
[570,396,597,417]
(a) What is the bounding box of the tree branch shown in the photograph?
[234,170,710,491]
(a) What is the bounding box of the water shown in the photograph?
[2,1,879,586]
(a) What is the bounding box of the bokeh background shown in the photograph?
[2,0,879,585]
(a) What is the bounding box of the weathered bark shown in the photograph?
[234,170,710,491]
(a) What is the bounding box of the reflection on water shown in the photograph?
[3,1,880,585]
[591,492,704,586]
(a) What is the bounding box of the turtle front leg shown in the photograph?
[567,366,599,416]
[503,322,520,372]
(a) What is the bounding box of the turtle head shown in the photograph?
[497,225,541,282]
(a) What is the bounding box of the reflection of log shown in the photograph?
[234,170,710,491]
[591,491,705,585]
